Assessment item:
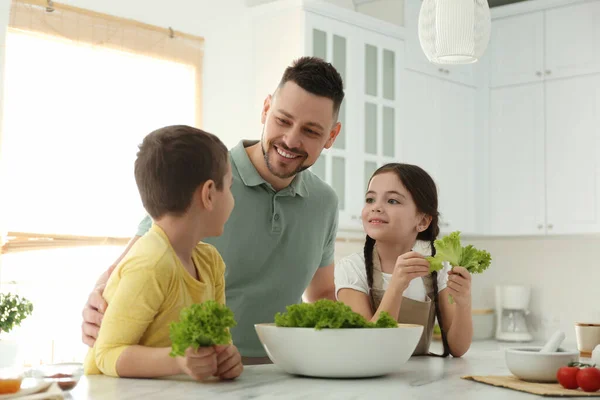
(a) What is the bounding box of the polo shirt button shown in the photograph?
[274,213,280,221]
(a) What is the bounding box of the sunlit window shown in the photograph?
[0,1,202,366]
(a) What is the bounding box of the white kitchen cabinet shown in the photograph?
[251,0,404,231]
[489,0,600,88]
[403,71,476,235]
[403,0,476,87]
[488,12,544,88]
[487,83,546,235]
[436,80,476,235]
[545,74,600,234]
[401,72,439,184]
[545,1,600,80]
[486,72,600,235]
[481,0,600,236]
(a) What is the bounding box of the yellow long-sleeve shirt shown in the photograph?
[84,223,226,377]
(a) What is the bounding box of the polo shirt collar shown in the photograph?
[230,140,309,197]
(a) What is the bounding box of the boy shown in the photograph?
[84,125,242,381]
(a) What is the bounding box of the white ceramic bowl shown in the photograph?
[505,346,579,382]
[254,323,424,378]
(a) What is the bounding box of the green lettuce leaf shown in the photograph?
[274,299,397,329]
[462,244,492,274]
[169,300,236,357]
[427,231,492,274]
[430,231,463,268]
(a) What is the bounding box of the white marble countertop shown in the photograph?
[63,340,579,400]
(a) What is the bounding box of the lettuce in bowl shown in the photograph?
[274,299,397,329]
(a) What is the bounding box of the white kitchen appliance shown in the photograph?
[495,285,533,342]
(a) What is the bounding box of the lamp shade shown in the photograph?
[418,0,491,65]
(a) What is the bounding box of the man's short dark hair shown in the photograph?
[134,125,228,219]
[277,56,345,119]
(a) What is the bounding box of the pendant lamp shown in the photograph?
[418,0,491,64]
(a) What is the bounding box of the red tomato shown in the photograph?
[576,367,600,393]
[557,366,579,389]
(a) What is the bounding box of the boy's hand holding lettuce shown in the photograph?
[275,299,397,329]
[169,300,236,357]
[426,231,492,304]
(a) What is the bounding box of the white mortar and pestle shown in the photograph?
[592,344,600,365]
[505,331,580,382]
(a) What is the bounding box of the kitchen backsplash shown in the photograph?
[335,235,600,345]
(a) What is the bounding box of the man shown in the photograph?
[81,56,344,365]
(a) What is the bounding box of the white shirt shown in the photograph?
[334,242,449,302]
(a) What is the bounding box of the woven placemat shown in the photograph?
[462,375,600,397]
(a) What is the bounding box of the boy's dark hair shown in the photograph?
[277,56,345,120]
[134,125,228,219]
[363,163,450,358]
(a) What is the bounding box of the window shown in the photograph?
[0,0,204,366]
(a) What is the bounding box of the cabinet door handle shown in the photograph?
[547,223,553,230]
[351,215,358,220]
[536,71,542,77]
[444,69,450,74]
[537,224,543,230]
[440,222,450,227]
[545,70,552,75]
[438,68,444,73]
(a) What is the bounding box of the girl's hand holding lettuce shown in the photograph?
[275,299,397,329]
[426,231,492,304]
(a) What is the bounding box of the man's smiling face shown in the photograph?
[260,81,340,179]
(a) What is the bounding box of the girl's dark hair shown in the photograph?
[363,163,450,357]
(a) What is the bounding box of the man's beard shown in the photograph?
[261,134,310,179]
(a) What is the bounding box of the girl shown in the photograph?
[335,163,473,357]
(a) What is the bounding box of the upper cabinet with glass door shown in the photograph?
[307,12,405,231]
[357,30,404,217]
[305,12,360,231]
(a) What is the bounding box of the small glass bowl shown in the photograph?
[30,363,83,391]
[0,368,24,395]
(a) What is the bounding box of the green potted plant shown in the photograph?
[0,293,33,368]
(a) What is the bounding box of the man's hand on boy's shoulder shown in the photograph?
[81,236,142,346]
[214,344,243,380]
[81,280,110,347]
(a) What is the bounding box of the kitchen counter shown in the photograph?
[66,340,578,399]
